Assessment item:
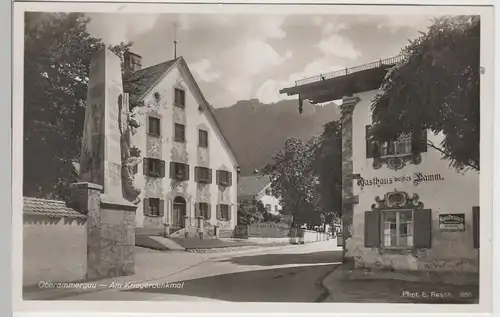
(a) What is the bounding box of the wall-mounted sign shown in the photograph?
[356,172,444,189]
[439,214,465,232]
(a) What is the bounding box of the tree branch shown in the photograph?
[424,140,479,171]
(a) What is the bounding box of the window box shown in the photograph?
[195,166,212,184]
[170,162,189,181]
[143,158,166,178]
[174,88,186,109]
[216,170,232,187]
[174,123,185,143]
[143,198,164,217]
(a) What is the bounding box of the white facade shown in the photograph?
[255,184,282,215]
[346,90,480,272]
[130,61,238,233]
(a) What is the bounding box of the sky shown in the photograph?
[86,13,436,108]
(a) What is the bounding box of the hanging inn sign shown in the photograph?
[355,172,444,189]
[439,214,465,232]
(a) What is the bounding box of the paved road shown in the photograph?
[61,240,342,302]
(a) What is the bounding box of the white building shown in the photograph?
[113,51,239,238]
[280,56,480,275]
[238,175,281,215]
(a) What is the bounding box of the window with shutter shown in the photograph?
[198,203,209,219]
[217,170,231,186]
[473,206,479,249]
[380,210,413,247]
[170,162,189,181]
[219,204,230,220]
[147,198,161,217]
[146,158,165,178]
[366,125,377,158]
[174,88,186,108]
[199,129,208,148]
[174,123,185,143]
[195,166,211,183]
[148,116,161,137]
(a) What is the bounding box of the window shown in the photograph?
[174,88,186,108]
[148,116,161,137]
[143,198,164,217]
[381,210,413,248]
[275,205,279,212]
[143,158,165,178]
[196,202,211,219]
[265,188,271,196]
[174,123,185,142]
[380,133,412,157]
[217,170,232,186]
[265,204,271,212]
[170,162,189,181]
[366,125,427,158]
[199,129,208,148]
[195,166,212,184]
[218,204,230,220]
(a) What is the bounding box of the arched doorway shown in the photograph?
[172,196,186,229]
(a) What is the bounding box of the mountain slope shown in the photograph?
[214,99,340,176]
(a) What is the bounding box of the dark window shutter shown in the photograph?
[473,206,480,249]
[216,170,221,185]
[207,204,212,219]
[364,210,380,248]
[412,127,427,153]
[228,205,232,220]
[228,172,233,186]
[208,169,213,184]
[195,203,200,218]
[216,205,221,219]
[169,162,175,179]
[159,199,165,217]
[143,198,150,216]
[159,160,166,178]
[366,125,375,158]
[414,209,432,248]
[185,164,190,181]
[132,164,138,175]
[194,167,199,182]
[143,158,149,176]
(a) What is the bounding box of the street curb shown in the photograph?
[320,263,344,302]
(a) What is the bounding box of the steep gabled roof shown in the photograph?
[238,175,272,197]
[123,58,179,104]
[23,197,87,219]
[123,57,240,166]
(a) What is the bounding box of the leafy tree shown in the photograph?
[237,199,266,225]
[267,137,319,228]
[370,15,480,171]
[312,120,342,227]
[24,12,132,199]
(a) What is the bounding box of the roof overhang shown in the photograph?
[280,66,392,104]
[279,57,402,104]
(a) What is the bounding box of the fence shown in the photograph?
[295,55,404,86]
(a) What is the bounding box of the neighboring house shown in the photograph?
[280,56,479,275]
[238,175,281,215]
[117,51,239,236]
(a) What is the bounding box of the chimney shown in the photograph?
[123,51,142,75]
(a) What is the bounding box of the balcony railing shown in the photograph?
[294,55,404,87]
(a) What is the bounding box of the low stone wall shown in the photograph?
[23,214,87,287]
[302,230,331,243]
